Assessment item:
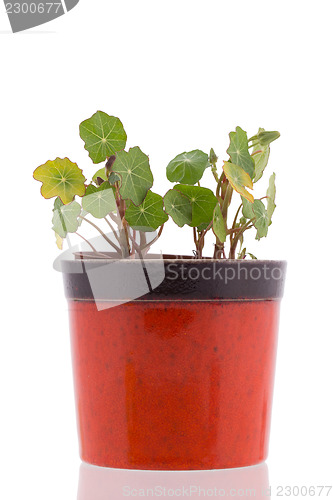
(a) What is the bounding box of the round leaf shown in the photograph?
[227,126,254,178]
[112,147,153,205]
[33,157,86,205]
[164,189,192,227]
[166,150,209,185]
[174,185,217,227]
[125,191,168,232]
[223,161,254,203]
[82,182,117,219]
[52,197,81,238]
[79,111,127,164]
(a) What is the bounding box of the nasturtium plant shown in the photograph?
[33,111,280,259]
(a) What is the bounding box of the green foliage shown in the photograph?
[82,182,117,219]
[212,204,226,243]
[34,112,280,259]
[166,150,209,185]
[79,111,127,164]
[52,197,81,237]
[126,191,168,231]
[164,189,192,227]
[252,200,269,240]
[227,126,254,178]
[266,173,276,225]
[112,146,153,205]
[174,184,217,227]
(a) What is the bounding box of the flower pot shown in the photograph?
[61,257,286,470]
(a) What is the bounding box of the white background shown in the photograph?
[0,1,332,499]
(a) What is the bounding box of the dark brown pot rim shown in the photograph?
[61,255,287,302]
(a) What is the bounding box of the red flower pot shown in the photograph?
[62,258,286,470]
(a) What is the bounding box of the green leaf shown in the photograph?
[125,191,168,232]
[33,157,86,205]
[163,189,192,227]
[248,252,258,259]
[52,197,81,238]
[197,221,210,232]
[241,196,254,219]
[266,172,276,225]
[79,111,127,164]
[174,185,217,227]
[223,162,254,203]
[212,204,226,243]
[82,182,117,219]
[166,150,209,185]
[227,126,254,178]
[252,128,270,182]
[252,200,269,240]
[112,147,153,205]
[92,168,108,184]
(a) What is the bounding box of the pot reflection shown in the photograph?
[77,461,270,499]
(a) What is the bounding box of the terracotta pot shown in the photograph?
[62,257,286,470]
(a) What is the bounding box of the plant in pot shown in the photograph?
[33,111,286,470]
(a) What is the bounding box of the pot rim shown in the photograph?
[61,257,287,302]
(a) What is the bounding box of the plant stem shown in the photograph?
[140,225,165,253]
[196,221,212,258]
[221,183,233,218]
[104,217,121,244]
[79,216,122,254]
[216,172,225,198]
[229,220,254,259]
[75,232,98,252]
[231,204,242,230]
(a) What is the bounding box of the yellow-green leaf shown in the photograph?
[223,161,254,203]
[55,232,63,250]
[33,157,86,204]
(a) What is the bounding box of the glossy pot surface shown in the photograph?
[63,258,286,470]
